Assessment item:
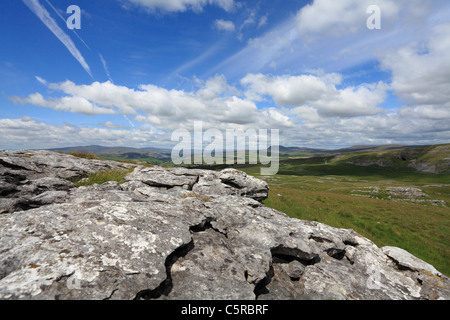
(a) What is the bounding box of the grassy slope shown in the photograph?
[333,143,450,173]
[241,155,450,276]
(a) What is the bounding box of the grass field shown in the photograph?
[240,159,450,276]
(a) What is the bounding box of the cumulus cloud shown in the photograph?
[9,75,295,132]
[0,117,166,150]
[8,34,450,150]
[123,0,235,13]
[380,22,450,108]
[241,73,387,117]
[10,93,114,115]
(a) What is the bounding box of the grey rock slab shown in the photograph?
[192,169,269,202]
[0,150,136,214]
[125,166,199,189]
[218,168,269,201]
[0,199,197,300]
[382,246,442,276]
[127,166,269,202]
[163,228,255,300]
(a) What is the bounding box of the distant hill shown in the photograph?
[49,145,172,165]
[49,145,171,154]
[325,144,411,154]
[276,144,412,155]
[278,146,326,153]
[333,143,450,174]
[49,143,450,174]
[272,143,450,174]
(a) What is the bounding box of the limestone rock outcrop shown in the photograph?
[0,150,136,214]
[0,150,448,300]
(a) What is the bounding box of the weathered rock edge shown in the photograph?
[0,150,448,300]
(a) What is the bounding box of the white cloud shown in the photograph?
[241,73,333,105]
[241,73,387,117]
[262,108,294,128]
[312,82,388,117]
[3,104,448,150]
[214,19,235,32]
[35,76,48,86]
[16,71,387,130]
[22,0,92,78]
[101,121,125,129]
[211,96,259,125]
[296,0,405,37]
[196,74,240,99]
[9,25,450,151]
[9,75,296,132]
[0,117,166,150]
[258,15,268,29]
[10,92,115,115]
[380,22,450,108]
[212,0,446,79]
[398,105,450,121]
[123,0,234,13]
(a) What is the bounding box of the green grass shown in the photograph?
[67,151,99,160]
[71,168,134,187]
[262,178,449,274]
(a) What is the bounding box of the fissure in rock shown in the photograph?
[254,246,321,299]
[326,248,346,260]
[220,179,244,190]
[189,217,227,238]
[253,265,275,298]
[134,239,194,300]
[135,218,225,300]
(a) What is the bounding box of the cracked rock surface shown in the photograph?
[0,150,136,214]
[0,150,449,300]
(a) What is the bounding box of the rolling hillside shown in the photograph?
[334,143,450,174]
[49,145,172,165]
[49,143,450,174]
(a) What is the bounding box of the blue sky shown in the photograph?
[1,0,450,150]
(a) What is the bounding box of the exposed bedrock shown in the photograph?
[0,150,448,300]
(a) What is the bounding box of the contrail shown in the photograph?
[123,115,136,128]
[22,0,93,78]
[44,0,112,85]
[99,54,113,83]
[44,0,91,50]
[98,55,135,128]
